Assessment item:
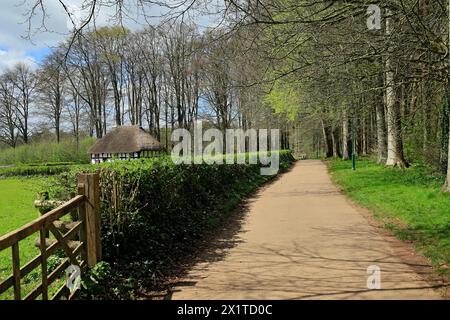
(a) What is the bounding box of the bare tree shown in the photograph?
[7,63,36,144]
[65,33,108,138]
[0,74,18,147]
[36,50,66,142]
[96,26,129,126]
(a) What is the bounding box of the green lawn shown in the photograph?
[329,158,450,277]
[0,177,47,299]
[0,178,42,234]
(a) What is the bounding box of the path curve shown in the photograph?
[171,160,442,299]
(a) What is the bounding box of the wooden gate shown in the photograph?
[0,173,101,300]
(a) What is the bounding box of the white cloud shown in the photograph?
[0,49,37,71]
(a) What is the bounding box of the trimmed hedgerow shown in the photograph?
[0,163,80,177]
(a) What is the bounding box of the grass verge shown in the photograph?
[328,158,450,278]
[0,177,44,299]
[0,177,74,300]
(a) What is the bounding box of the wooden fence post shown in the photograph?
[77,173,101,267]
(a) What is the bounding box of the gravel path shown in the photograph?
[170,160,443,299]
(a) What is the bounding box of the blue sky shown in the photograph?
[27,47,52,61]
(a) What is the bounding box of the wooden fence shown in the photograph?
[0,173,101,300]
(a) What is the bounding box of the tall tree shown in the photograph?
[96,26,129,127]
[36,50,66,142]
[0,74,18,147]
[7,63,36,144]
[65,33,108,138]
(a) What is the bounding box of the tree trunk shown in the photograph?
[446,93,450,191]
[55,118,60,143]
[444,0,450,192]
[385,9,407,167]
[342,108,350,160]
[362,115,367,156]
[422,81,429,154]
[321,119,333,158]
[376,102,387,163]
[440,94,449,174]
[332,126,341,158]
[446,127,450,191]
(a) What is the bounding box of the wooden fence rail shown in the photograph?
[0,173,101,300]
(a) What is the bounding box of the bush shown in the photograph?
[0,137,94,165]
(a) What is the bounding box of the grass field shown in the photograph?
[0,178,42,235]
[0,177,49,299]
[329,158,450,277]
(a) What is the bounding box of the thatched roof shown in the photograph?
[87,126,163,154]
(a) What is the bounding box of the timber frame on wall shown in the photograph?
[90,150,164,164]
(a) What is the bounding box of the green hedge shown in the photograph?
[54,151,294,262]
[27,162,76,167]
[0,164,79,177]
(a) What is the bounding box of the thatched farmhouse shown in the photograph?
[87,125,164,164]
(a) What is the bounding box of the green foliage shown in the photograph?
[47,255,64,273]
[0,164,82,177]
[94,26,130,41]
[329,158,450,277]
[80,261,113,299]
[0,137,94,165]
[264,80,301,121]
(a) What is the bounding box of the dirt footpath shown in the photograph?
[170,160,443,299]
